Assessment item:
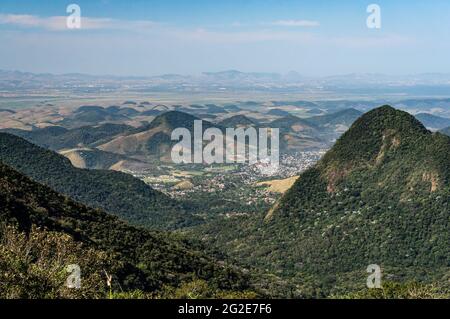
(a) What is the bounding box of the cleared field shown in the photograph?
[256,175,299,193]
[172,170,204,177]
[204,165,238,173]
[143,175,181,184]
[173,180,195,190]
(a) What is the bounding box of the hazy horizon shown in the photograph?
[3,68,450,79]
[1,0,450,76]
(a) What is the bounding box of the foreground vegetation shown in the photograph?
[0,161,254,298]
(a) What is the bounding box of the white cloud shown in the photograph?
[0,14,157,31]
[0,13,414,50]
[271,20,320,27]
[0,14,321,33]
[166,27,318,44]
[331,34,415,48]
[230,22,245,27]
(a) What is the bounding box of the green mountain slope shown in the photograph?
[0,161,251,298]
[270,106,449,283]
[98,111,220,160]
[307,108,363,128]
[0,133,198,230]
[1,123,134,151]
[59,147,140,170]
[266,109,291,117]
[269,115,327,152]
[191,106,450,297]
[58,106,131,128]
[218,115,257,128]
[270,115,318,133]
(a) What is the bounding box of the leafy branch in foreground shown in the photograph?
[0,225,109,299]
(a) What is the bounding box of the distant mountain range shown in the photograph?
[414,113,450,130]
[266,109,292,117]
[306,108,363,128]
[98,111,221,161]
[218,115,257,128]
[3,69,450,84]
[2,69,450,94]
[2,104,448,162]
[268,110,364,151]
[440,127,450,136]
[98,110,339,156]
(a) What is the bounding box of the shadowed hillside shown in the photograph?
[0,133,199,230]
[0,161,251,298]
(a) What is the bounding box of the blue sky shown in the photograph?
[0,0,449,76]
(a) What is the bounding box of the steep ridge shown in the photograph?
[0,133,198,230]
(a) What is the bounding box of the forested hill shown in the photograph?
[0,123,133,151]
[278,105,450,211]
[97,111,221,159]
[0,161,252,298]
[0,133,199,230]
[257,105,449,294]
[184,106,449,297]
